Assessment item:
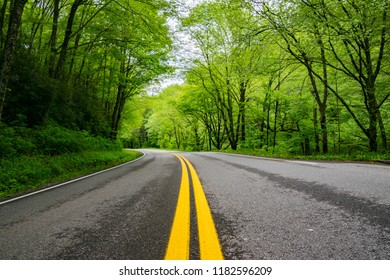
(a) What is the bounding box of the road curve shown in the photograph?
[0,150,180,259]
[186,152,390,259]
[1,150,389,259]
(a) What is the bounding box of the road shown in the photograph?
[0,150,389,259]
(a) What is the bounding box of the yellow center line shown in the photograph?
[179,155,224,260]
[164,154,190,260]
[165,154,224,260]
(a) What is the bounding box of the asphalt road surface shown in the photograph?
[1,150,389,260]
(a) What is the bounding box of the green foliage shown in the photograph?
[127,0,389,156]
[0,123,121,158]
[0,123,140,199]
[35,125,122,155]
[4,49,111,135]
[0,125,36,157]
[1,0,389,166]
[1,0,173,141]
[225,147,390,162]
[0,150,140,199]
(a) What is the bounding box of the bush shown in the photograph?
[0,150,141,199]
[0,123,139,199]
[0,124,122,158]
[0,124,37,157]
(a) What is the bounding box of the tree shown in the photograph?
[183,0,266,150]
[104,0,172,139]
[0,0,28,121]
[311,0,390,152]
[258,0,332,153]
[177,83,224,150]
[257,0,390,152]
[1,0,172,139]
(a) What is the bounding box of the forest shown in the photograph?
[124,0,390,158]
[0,0,389,164]
[0,0,172,197]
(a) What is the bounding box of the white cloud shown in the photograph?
[146,0,206,95]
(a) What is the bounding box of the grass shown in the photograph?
[0,124,143,200]
[0,149,141,200]
[219,148,390,162]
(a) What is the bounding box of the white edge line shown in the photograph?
[290,160,319,166]
[213,151,320,165]
[0,151,146,206]
[212,151,287,162]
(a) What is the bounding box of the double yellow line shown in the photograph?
[165,154,224,260]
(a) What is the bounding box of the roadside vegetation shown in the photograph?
[0,1,168,200]
[121,1,389,160]
[221,148,390,163]
[0,124,141,200]
[0,0,389,200]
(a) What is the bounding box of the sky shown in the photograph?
[146,0,206,95]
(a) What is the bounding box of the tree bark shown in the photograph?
[0,0,28,121]
[313,106,320,153]
[238,81,247,142]
[173,126,181,149]
[54,0,84,80]
[377,109,388,151]
[273,99,279,148]
[110,84,125,139]
[48,0,60,77]
[0,0,9,48]
[367,88,378,152]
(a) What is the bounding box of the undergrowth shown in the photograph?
[222,148,390,162]
[0,124,141,200]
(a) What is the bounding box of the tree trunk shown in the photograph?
[273,99,279,148]
[366,82,378,152]
[0,0,9,49]
[313,106,320,153]
[368,118,378,152]
[0,0,28,121]
[54,0,84,80]
[110,83,125,139]
[319,104,328,154]
[378,109,388,150]
[67,32,82,79]
[174,126,181,149]
[193,126,201,151]
[110,55,133,140]
[305,56,328,154]
[304,135,311,155]
[27,3,48,53]
[367,107,378,152]
[48,0,60,77]
[317,29,329,154]
[238,81,247,142]
[111,58,126,139]
[259,91,270,148]
[266,102,270,148]
[208,127,212,151]
[226,78,237,150]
